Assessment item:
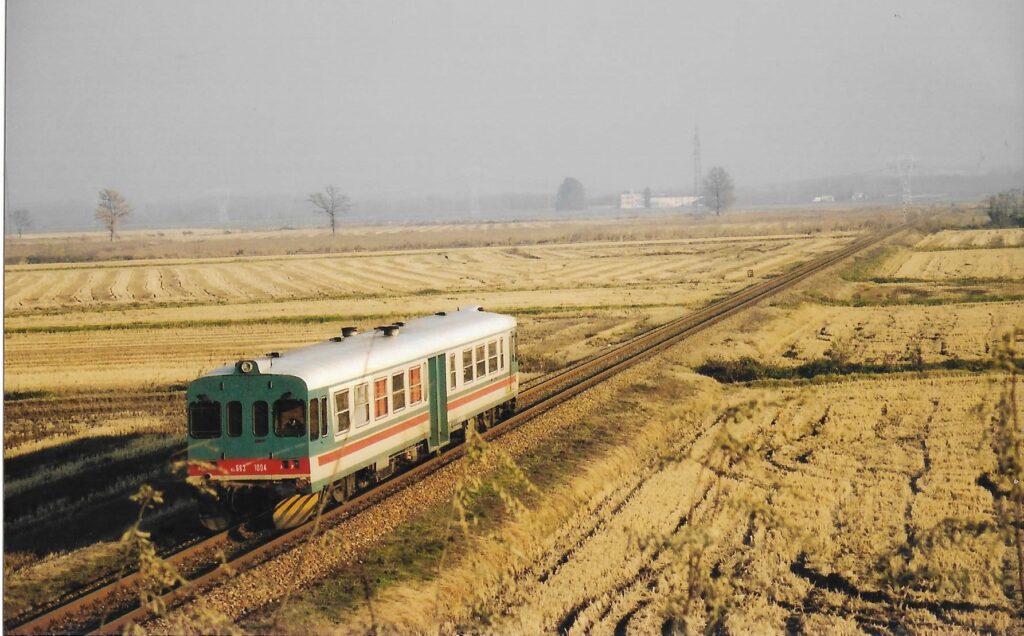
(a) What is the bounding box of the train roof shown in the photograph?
[202,306,516,389]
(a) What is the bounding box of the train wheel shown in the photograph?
[198,497,233,532]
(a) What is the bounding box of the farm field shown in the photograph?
[290,373,1017,635]
[210,222,1021,634]
[8,208,1024,633]
[2,211,876,623]
[3,232,854,394]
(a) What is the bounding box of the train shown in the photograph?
[186,306,519,530]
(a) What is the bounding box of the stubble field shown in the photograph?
[5,205,1023,633]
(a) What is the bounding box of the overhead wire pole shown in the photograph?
[888,154,915,223]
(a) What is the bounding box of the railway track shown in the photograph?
[10,226,901,635]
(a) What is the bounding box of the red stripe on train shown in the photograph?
[316,375,515,468]
[187,457,310,477]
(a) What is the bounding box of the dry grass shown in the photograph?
[284,371,1018,635]
[3,233,853,315]
[13,207,1008,629]
[915,228,1024,250]
[246,224,1023,634]
[2,206,900,265]
[3,234,855,394]
[879,247,1024,281]
[672,300,1024,371]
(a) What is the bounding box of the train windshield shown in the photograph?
[274,399,306,437]
[189,400,222,438]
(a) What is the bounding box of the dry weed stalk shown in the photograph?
[110,477,238,634]
[430,424,538,631]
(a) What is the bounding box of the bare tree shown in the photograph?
[702,166,736,216]
[95,189,133,241]
[7,208,32,238]
[643,186,652,209]
[308,185,352,235]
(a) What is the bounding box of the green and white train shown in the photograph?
[186,306,518,530]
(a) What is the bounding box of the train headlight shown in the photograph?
[239,360,255,374]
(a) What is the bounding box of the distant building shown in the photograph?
[812,195,835,203]
[620,191,646,209]
[620,191,700,209]
[851,192,866,201]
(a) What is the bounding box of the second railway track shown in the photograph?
[10,226,901,635]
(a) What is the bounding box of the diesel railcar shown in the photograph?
[186,306,518,530]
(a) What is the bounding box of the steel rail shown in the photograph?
[10,226,900,636]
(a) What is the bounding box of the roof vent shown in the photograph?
[435,311,446,316]
[375,325,400,337]
[393,321,406,327]
[329,336,343,342]
[341,326,358,337]
[267,351,281,358]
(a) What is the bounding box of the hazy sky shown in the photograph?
[6,0,1023,208]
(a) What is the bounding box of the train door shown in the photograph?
[427,354,450,449]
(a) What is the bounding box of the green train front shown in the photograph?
[187,365,320,530]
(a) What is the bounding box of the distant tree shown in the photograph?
[95,189,133,241]
[643,186,652,209]
[702,166,735,216]
[308,185,353,235]
[555,177,586,211]
[7,208,32,238]
[986,189,1024,228]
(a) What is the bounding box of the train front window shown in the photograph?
[227,401,242,437]
[253,401,269,437]
[274,399,305,437]
[189,400,221,438]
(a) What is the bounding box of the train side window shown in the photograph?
[462,349,473,383]
[320,396,328,437]
[274,399,305,437]
[374,377,389,419]
[334,389,351,434]
[353,383,370,426]
[189,400,221,438]
[409,366,423,404]
[475,344,486,377]
[449,353,456,390]
[253,401,269,437]
[392,371,406,412]
[499,337,505,369]
[488,340,498,373]
[226,401,242,437]
[309,399,320,441]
